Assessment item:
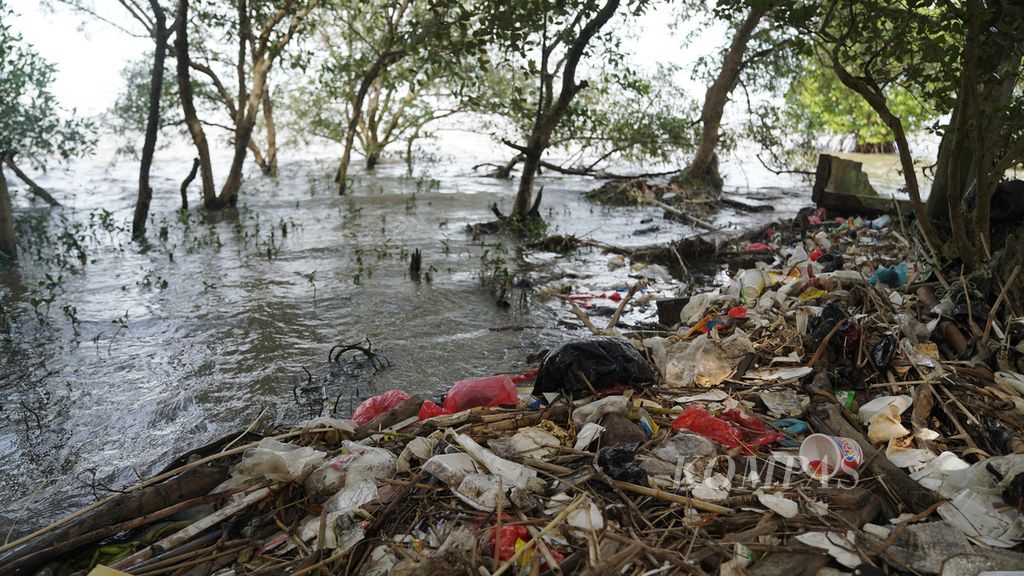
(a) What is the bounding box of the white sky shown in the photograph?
[5,1,715,116]
[8,1,151,115]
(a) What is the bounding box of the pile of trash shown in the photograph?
[3,208,1024,575]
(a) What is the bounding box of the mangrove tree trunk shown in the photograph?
[132,0,169,239]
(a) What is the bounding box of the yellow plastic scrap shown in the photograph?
[798,288,828,301]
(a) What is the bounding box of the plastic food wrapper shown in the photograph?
[671,406,783,454]
[533,337,656,396]
[351,390,411,425]
[231,438,326,484]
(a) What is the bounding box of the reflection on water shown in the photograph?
[0,141,807,534]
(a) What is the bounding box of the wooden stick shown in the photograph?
[646,198,718,231]
[982,262,1021,347]
[808,318,845,367]
[114,486,272,569]
[608,480,732,514]
[492,496,586,576]
[607,282,644,329]
[0,427,334,556]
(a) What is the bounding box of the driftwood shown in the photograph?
[0,462,229,572]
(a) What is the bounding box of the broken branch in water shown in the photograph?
[329,337,391,372]
[644,197,719,231]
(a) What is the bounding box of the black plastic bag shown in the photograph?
[532,337,656,396]
[598,442,649,486]
[870,334,898,373]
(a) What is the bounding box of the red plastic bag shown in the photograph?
[444,375,519,413]
[491,523,530,561]
[418,401,447,420]
[511,368,538,384]
[671,406,782,454]
[489,522,565,566]
[745,242,771,253]
[351,390,411,425]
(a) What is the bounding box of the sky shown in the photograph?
[7,1,151,115]
[5,1,714,117]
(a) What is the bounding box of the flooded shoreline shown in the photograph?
[0,141,888,534]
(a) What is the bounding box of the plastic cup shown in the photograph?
[739,269,766,301]
[799,433,863,480]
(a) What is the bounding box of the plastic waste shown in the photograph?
[423,453,478,487]
[597,442,648,486]
[646,432,715,475]
[922,454,1024,547]
[737,268,769,302]
[491,522,530,561]
[305,441,397,496]
[869,214,892,229]
[231,438,326,484]
[396,432,441,473]
[755,490,798,518]
[488,426,561,460]
[418,401,447,420]
[574,422,605,450]
[445,375,518,413]
[758,389,806,417]
[817,253,844,273]
[680,292,718,325]
[794,532,861,568]
[453,473,502,511]
[872,332,897,373]
[598,413,647,448]
[571,395,629,426]
[546,494,605,531]
[532,337,656,396]
[799,434,863,480]
[869,263,908,287]
[768,418,807,447]
[859,395,913,443]
[671,406,783,454]
[661,331,754,388]
[351,390,412,425]
[446,429,544,492]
